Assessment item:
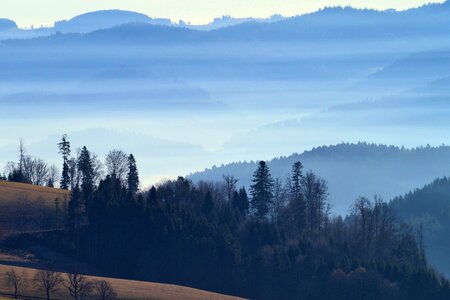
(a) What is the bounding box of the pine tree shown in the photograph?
[290,161,306,230]
[58,134,71,190]
[232,187,249,216]
[77,146,95,220]
[250,161,274,218]
[127,154,139,195]
[60,162,70,189]
[147,186,157,205]
[78,147,94,193]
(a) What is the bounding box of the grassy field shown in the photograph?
[0,180,70,202]
[0,180,70,236]
[0,261,244,300]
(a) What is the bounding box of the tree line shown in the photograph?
[1,136,138,193]
[3,267,116,300]
[4,135,450,299]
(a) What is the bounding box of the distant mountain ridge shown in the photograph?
[5,2,450,47]
[189,143,450,214]
[54,9,171,33]
[0,19,17,31]
[3,1,450,40]
[0,9,285,40]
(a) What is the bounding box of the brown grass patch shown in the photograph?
[0,180,70,236]
[0,263,245,300]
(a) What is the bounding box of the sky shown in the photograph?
[0,0,442,28]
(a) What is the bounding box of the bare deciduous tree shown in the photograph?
[22,155,34,183]
[33,268,63,300]
[350,196,373,247]
[222,175,239,202]
[105,149,128,184]
[47,164,59,187]
[32,158,49,186]
[303,171,328,233]
[94,280,117,300]
[271,177,287,227]
[68,157,79,189]
[91,153,104,185]
[18,138,26,172]
[64,271,93,300]
[4,161,17,177]
[5,269,25,299]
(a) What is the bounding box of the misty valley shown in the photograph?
[1,2,450,300]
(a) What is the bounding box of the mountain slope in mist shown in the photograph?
[189,143,450,214]
[391,178,450,277]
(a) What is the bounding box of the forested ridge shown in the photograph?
[189,142,450,214]
[391,177,450,277]
[3,137,450,299]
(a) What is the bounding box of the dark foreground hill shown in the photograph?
[189,143,450,213]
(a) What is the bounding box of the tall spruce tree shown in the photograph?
[127,154,139,195]
[250,161,274,218]
[77,146,95,220]
[290,161,306,230]
[58,134,71,190]
[78,147,94,193]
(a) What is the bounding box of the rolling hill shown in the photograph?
[0,19,16,31]
[53,10,171,33]
[0,253,244,300]
[0,181,245,300]
[0,180,69,236]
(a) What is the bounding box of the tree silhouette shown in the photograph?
[250,161,274,218]
[58,134,71,190]
[127,154,139,195]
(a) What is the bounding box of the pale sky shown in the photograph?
[0,0,443,28]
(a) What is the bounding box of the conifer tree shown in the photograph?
[78,146,94,195]
[58,134,71,190]
[232,187,249,216]
[148,186,157,205]
[77,146,95,220]
[127,154,139,195]
[290,161,306,230]
[250,161,274,218]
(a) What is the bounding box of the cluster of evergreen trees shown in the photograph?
[11,135,450,299]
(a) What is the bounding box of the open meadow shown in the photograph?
[0,180,69,236]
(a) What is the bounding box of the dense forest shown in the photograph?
[3,136,450,299]
[391,178,450,277]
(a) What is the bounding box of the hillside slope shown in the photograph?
[0,180,69,236]
[390,178,450,277]
[0,253,244,300]
[189,143,450,213]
